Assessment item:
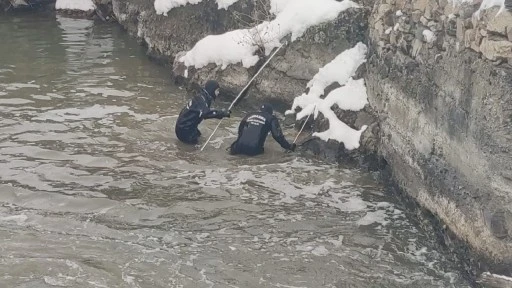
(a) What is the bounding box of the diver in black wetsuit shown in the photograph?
[175,80,230,144]
[229,103,296,156]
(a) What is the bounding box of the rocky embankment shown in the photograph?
[367,0,512,274]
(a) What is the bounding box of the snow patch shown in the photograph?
[422,29,436,43]
[180,0,359,69]
[480,272,512,283]
[217,0,239,9]
[449,0,474,6]
[286,43,368,150]
[55,0,95,11]
[450,0,507,16]
[396,10,403,16]
[474,0,507,18]
[154,0,240,15]
[180,30,260,69]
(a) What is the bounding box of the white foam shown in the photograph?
[0,83,40,90]
[78,87,135,97]
[357,210,389,226]
[0,98,34,105]
[331,196,368,212]
[0,214,28,224]
[311,245,329,256]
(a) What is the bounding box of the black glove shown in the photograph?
[289,143,297,152]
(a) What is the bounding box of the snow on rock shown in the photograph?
[422,29,436,43]
[474,0,506,18]
[55,0,95,11]
[286,43,368,150]
[480,272,512,282]
[154,0,240,15]
[289,42,367,116]
[217,0,240,9]
[179,0,359,69]
[322,78,368,112]
[180,30,260,69]
[448,0,473,6]
[155,0,203,15]
[448,0,506,18]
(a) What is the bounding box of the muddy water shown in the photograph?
[0,13,471,288]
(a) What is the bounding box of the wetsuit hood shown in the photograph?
[204,80,220,100]
[260,103,273,115]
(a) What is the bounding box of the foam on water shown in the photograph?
[0,98,34,105]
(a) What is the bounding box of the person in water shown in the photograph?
[175,80,231,144]
[229,103,296,156]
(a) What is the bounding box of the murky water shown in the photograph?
[0,13,472,288]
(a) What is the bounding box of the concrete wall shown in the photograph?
[366,0,512,270]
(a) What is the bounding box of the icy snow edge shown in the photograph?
[286,42,369,150]
[179,0,359,70]
[55,0,95,11]
[155,0,240,15]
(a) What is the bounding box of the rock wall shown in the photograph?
[111,0,368,104]
[367,0,512,272]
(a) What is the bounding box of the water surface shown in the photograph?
[0,13,471,288]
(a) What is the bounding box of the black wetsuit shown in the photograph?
[229,111,293,156]
[175,88,228,144]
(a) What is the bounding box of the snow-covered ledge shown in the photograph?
[286,43,369,150]
[55,0,95,12]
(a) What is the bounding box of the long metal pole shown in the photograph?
[200,42,286,151]
[293,105,316,144]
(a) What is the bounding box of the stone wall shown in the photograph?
[112,0,368,104]
[367,0,512,271]
[370,0,512,64]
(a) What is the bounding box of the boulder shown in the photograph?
[486,9,512,36]
[480,38,512,60]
